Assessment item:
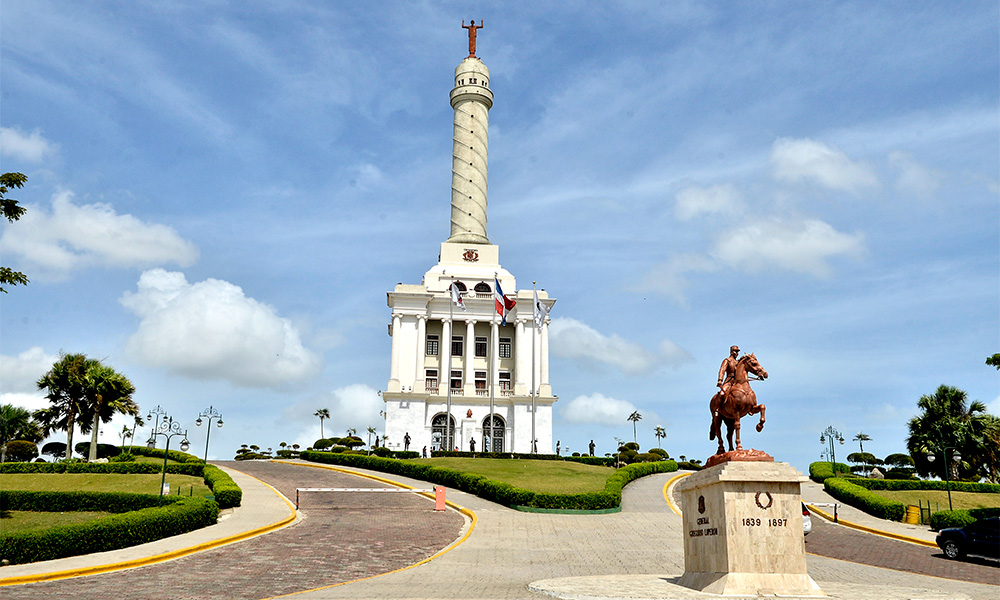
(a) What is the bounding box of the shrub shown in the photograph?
[373,447,392,457]
[202,464,241,508]
[850,479,1000,493]
[648,448,667,458]
[127,445,203,464]
[0,495,218,565]
[40,441,67,458]
[110,451,136,463]
[313,438,334,450]
[4,440,38,462]
[824,476,906,521]
[74,442,121,459]
[808,461,852,482]
[676,461,702,471]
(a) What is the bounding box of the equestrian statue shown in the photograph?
[709,345,768,455]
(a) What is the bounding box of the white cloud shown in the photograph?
[888,151,944,198]
[120,269,323,388]
[771,137,879,193]
[0,346,59,394]
[674,183,743,221]
[988,394,1000,418]
[637,253,719,306]
[0,190,198,278]
[712,217,864,277]
[0,392,50,413]
[548,317,689,375]
[561,393,638,425]
[0,127,58,162]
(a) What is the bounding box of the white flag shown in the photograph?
[450,283,467,311]
[533,288,549,327]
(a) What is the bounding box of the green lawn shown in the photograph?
[417,457,613,494]
[0,473,211,496]
[0,510,113,535]
[870,489,1000,511]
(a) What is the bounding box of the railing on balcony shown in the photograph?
[475,388,489,397]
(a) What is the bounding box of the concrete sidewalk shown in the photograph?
[0,465,297,585]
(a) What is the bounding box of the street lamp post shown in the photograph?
[195,405,223,463]
[146,415,190,500]
[819,426,845,471]
[146,405,168,448]
[927,447,962,511]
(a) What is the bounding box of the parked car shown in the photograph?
[936,517,1000,561]
[802,502,812,536]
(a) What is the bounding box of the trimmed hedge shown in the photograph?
[809,461,852,483]
[824,476,906,521]
[298,450,677,510]
[850,478,1000,494]
[929,507,1000,531]
[0,458,241,509]
[0,495,218,565]
[1,490,166,512]
[128,445,204,464]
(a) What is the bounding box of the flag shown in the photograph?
[494,276,516,325]
[450,283,466,311]
[533,288,549,328]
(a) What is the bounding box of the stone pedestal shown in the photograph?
[676,461,824,596]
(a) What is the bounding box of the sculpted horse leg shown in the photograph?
[709,393,726,453]
[754,403,766,432]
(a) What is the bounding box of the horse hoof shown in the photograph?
[756,423,764,432]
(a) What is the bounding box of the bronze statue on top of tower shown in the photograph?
[462,20,482,57]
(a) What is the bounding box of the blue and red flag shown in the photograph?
[494,276,516,325]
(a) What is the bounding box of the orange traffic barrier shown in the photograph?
[435,486,446,511]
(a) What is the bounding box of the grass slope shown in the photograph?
[870,489,1000,511]
[0,473,211,496]
[418,457,613,494]
[0,510,113,534]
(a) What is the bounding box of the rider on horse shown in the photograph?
[715,345,740,416]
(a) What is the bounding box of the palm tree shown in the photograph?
[1,404,39,463]
[346,427,357,437]
[127,414,145,452]
[654,425,667,449]
[906,384,992,481]
[367,426,376,453]
[80,363,138,461]
[627,411,642,445]
[314,408,330,439]
[34,353,94,460]
[853,432,871,454]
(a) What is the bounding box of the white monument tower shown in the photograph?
[383,21,556,454]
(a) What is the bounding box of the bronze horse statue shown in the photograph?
[709,353,768,454]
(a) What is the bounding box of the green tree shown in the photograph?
[853,431,871,454]
[987,354,1000,369]
[627,411,642,444]
[80,363,138,461]
[654,425,666,449]
[1,172,29,293]
[906,385,994,481]
[314,408,330,438]
[1,404,41,462]
[34,353,94,460]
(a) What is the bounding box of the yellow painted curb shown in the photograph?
[259,460,478,599]
[0,471,297,587]
[805,503,937,548]
[663,472,690,516]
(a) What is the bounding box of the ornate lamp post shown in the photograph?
[146,416,190,499]
[819,426,845,470]
[195,405,223,462]
[146,405,168,448]
[927,447,962,511]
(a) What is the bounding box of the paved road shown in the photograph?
[2,461,997,600]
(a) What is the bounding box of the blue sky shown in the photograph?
[1,1,997,472]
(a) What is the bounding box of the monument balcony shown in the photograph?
[475,388,489,397]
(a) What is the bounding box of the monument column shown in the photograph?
[539,319,551,396]
[513,318,527,395]
[441,318,453,393]
[447,21,493,245]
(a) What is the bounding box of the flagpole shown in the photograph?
[489,312,495,453]
[531,281,537,454]
[446,285,453,452]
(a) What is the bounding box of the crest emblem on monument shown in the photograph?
[754,491,773,510]
[698,495,706,514]
[463,249,479,262]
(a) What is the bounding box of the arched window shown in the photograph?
[481,414,506,453]
[452,281,467,292]
[431,413,456,451]
[473,282,491,294]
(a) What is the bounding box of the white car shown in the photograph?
[802,502,812,536]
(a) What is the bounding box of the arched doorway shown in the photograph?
[482,414,506,453]
[431,413,456,451]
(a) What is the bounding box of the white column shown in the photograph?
[464,319,476,395]
[441,318,452,391]
[415,316,427,392]
[388,313,402,392]
[513,318,527,395]
[540,318,552,396]
[492,320,500,388]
